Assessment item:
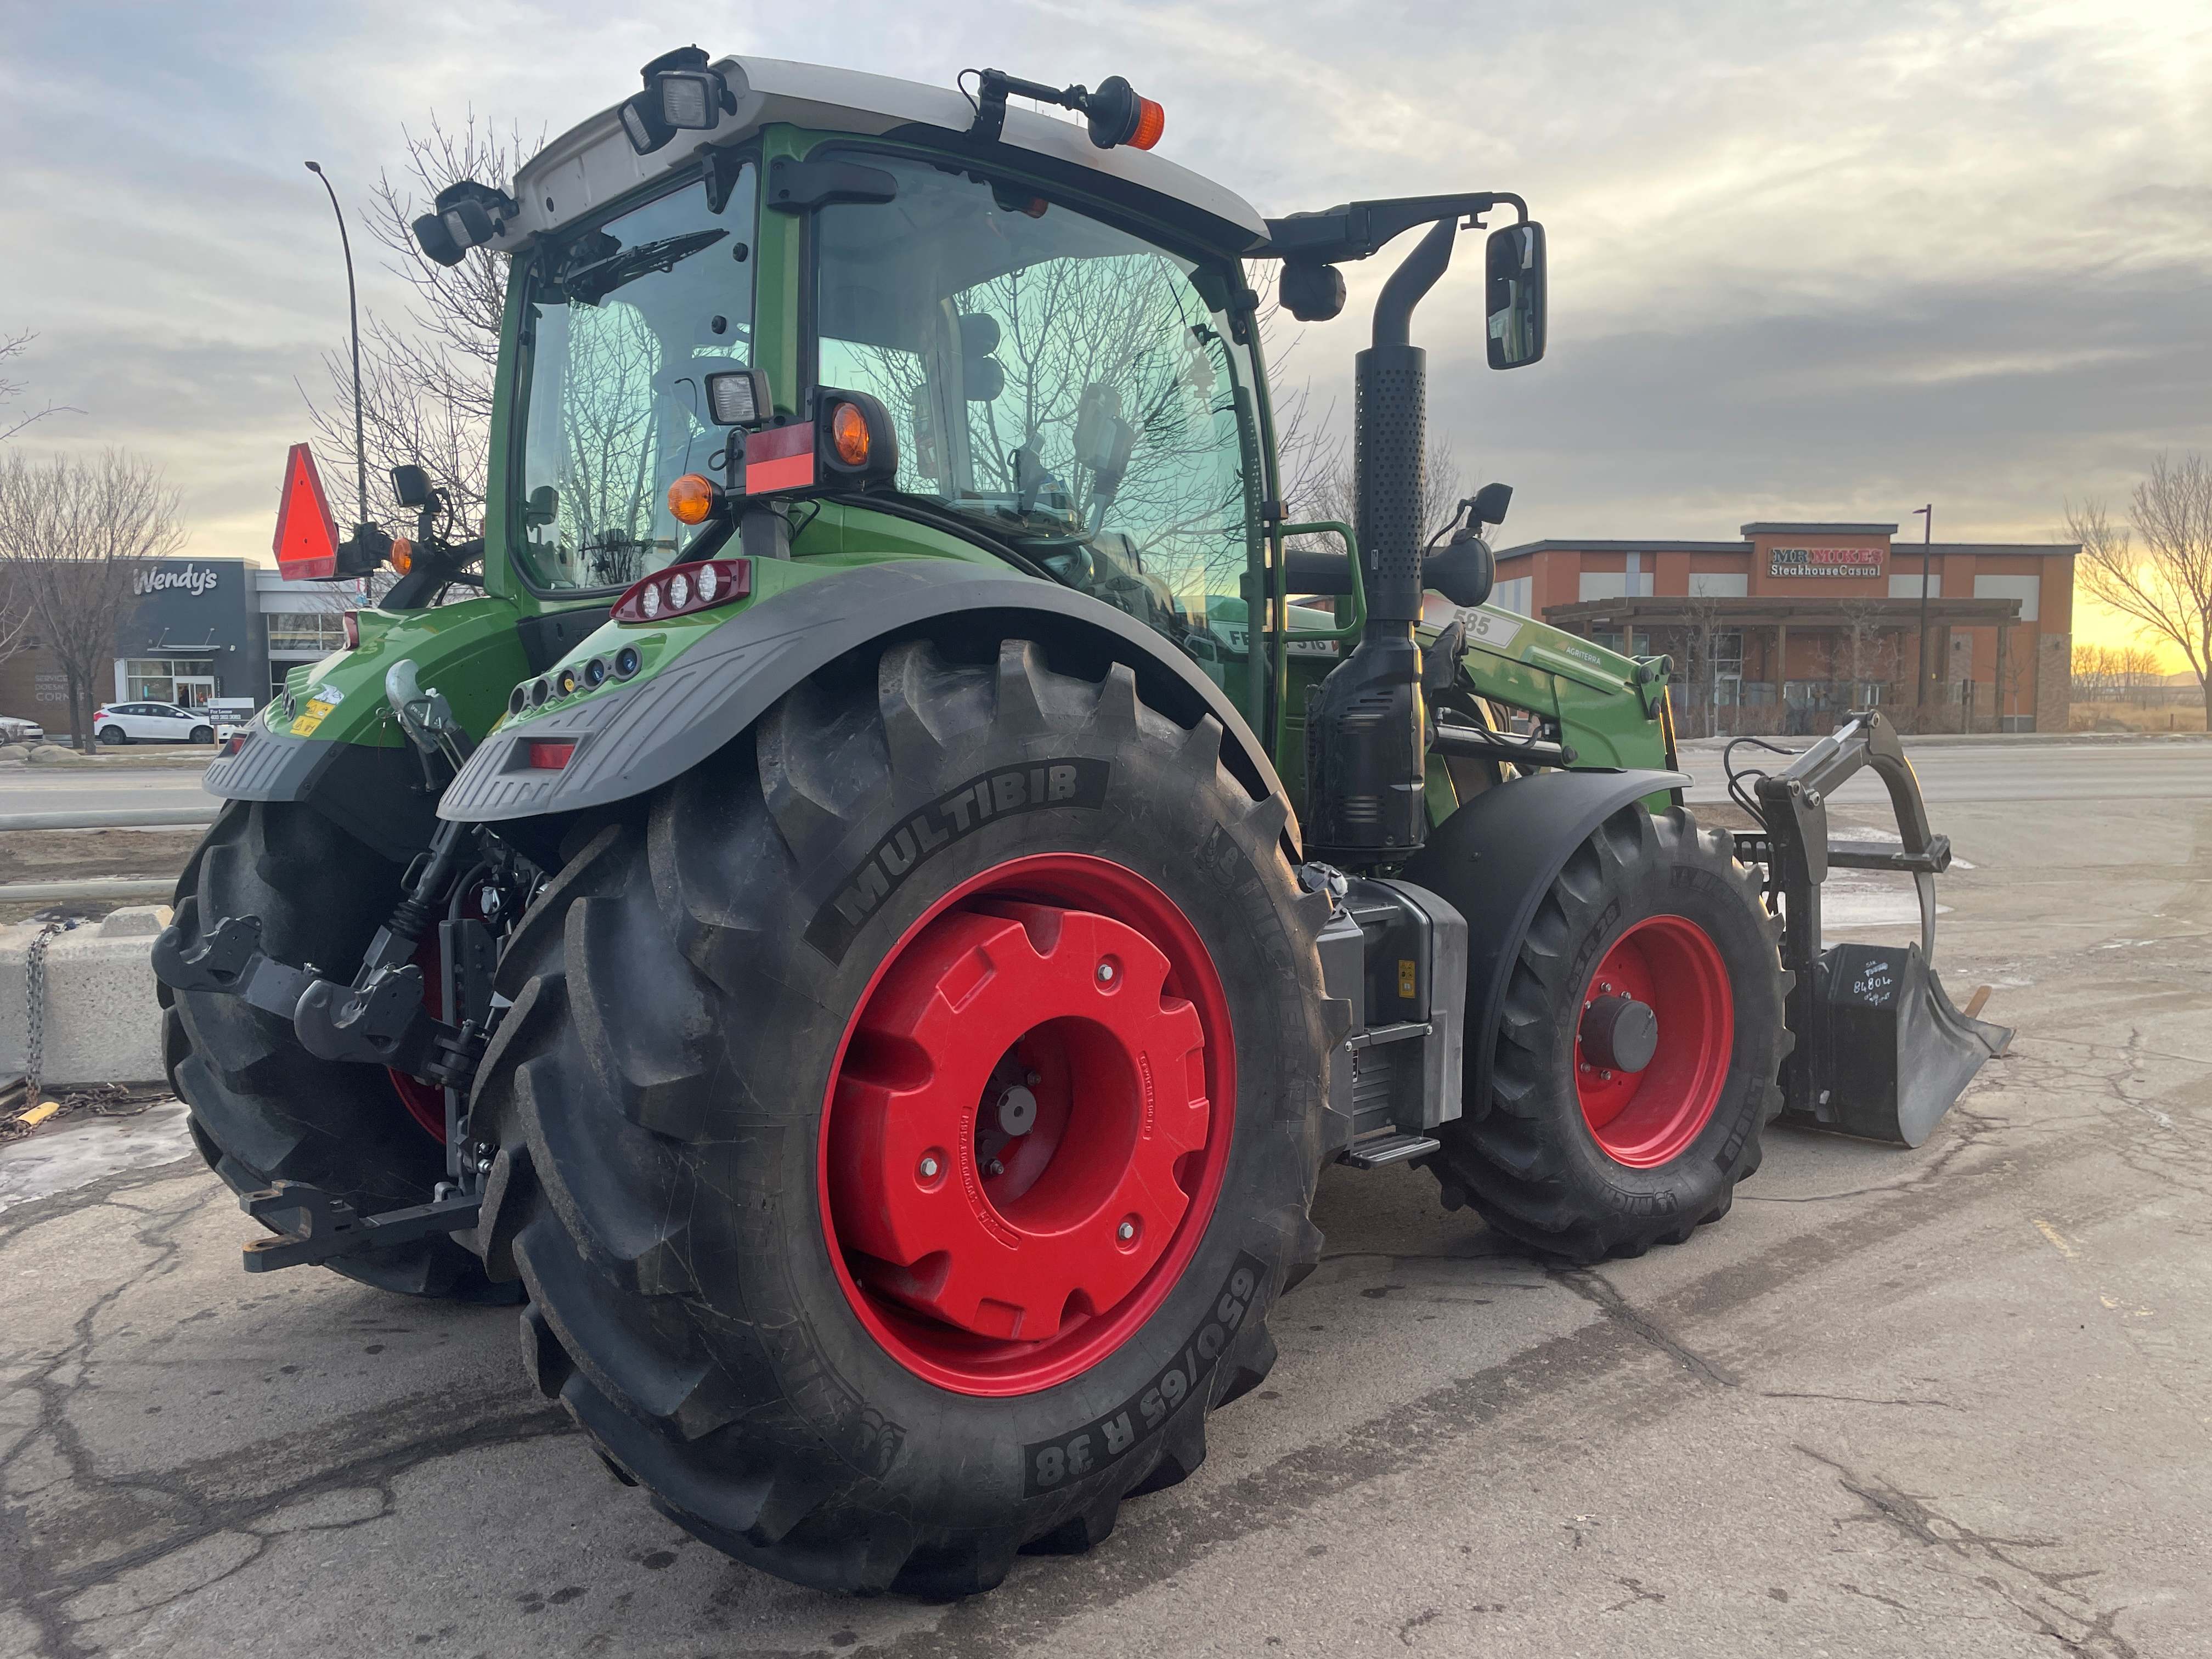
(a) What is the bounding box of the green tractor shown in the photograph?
[155,52,2007,1594]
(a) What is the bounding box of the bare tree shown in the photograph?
[1299,438,1466,548]
[0,451,186,752]
[2072,643,2115,703]
[2066,453,2212,725]
[1,330,77,445]
[307,115,535,538]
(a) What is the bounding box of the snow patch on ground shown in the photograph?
[0,1098,198,1213]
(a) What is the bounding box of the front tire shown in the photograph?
[189,725,213,744]
[1409,803,1787,1263]
[470,639,1333,1594]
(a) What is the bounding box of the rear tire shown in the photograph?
[470,639,1333,1594]
[160,800,515,1302]
[99,726,125,746]
[1409,804,1787,1263]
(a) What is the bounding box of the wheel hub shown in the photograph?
[1575,915,1734,1167]
[827,898,1212,1346]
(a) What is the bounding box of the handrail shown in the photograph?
[1269,520,1364,758]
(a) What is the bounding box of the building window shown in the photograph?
[124,658,214,704]
[1577,572,1627,602]
[1492,575,1532,616]
[1688,572,1747,598]
[266,611,349,653]
[1972,574,2039,622]
[1591,630,1624,652]
[1888,572,1941,599]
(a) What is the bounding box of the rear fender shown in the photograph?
[436,560,1294,843]
[1401,768,1690,1111]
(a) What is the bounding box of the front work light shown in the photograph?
[621,46,734,155]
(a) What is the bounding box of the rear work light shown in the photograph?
[612,556,753,624]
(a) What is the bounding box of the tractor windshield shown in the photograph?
[814,154,1259,647]
[514,166,757,591]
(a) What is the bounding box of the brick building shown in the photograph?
[1487,521,2076,735]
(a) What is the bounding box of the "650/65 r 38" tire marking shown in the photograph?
[1022,1253,1263,1495]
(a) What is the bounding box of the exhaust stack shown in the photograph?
[1305,216,1460,865]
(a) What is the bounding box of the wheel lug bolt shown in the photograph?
[1025,1070,1041,1087]
[986,1159,1005,1176]
[1117,1220,1136,1242]
[1096,961,1116,985]
[918,1155,940,1180]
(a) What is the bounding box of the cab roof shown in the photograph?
[500,55,1271,258]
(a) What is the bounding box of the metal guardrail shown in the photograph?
[0,808,209,905]
[0,808,219,832]
[1,878,176,904]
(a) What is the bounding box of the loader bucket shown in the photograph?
[1780,941,2012,1146]
[1737,710,2014,1149]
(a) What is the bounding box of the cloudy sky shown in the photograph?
[3,1,2206,652]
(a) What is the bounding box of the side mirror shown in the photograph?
[525,484,560,529]
[1425,532,1496,608]
[1485,222,1546,370]
[391,464,434,509]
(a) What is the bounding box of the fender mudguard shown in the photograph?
[198,730,437,865]
[1401,768,1689,1111]
[437,560,1293,836]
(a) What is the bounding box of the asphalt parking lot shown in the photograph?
[4,738,2208,1657]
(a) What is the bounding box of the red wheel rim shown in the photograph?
[820,854,1235,1396]
[1575,914,1733,1168]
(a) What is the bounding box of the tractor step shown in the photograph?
[1338,1132,1442,1169]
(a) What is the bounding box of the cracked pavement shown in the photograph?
[4,766,2209,1656]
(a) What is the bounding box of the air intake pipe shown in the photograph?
[1305,216,1459,865]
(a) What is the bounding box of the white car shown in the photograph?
[0,714,45,744]
[92,701,217,746]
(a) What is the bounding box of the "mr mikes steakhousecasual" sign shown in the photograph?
[1768,544,1884,579]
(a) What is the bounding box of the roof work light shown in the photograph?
[411,181,521,267]
[622,46,736,155]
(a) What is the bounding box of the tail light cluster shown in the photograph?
[612,556,752,624]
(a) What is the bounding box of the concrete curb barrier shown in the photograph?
[1,906,172,1087]
[2,745,216,770]
[1,878,179,904]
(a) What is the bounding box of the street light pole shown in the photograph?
[304,160,370,533]
[1912,503,1933,725]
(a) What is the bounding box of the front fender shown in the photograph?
[437,560,1294,841]
[1402,767,1690,1111]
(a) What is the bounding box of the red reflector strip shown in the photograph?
[744,423,816,494]
[222,733,247,758]
[527,741,577,770]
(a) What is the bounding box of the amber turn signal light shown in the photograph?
[667,472,719,526]
[388,538,413,575]
[830,403,871,467]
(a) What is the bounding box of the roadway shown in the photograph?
[7,737,2211,821]
[4,735,2209,1657]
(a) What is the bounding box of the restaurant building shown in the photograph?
[0,558,362,729]
[1486,521,2076,735]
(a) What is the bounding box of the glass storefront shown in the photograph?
[123,658,216,706]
